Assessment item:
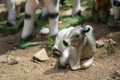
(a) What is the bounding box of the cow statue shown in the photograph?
[111,0,120,20]
[4,0,24,26]
[21,0,81,41]
[2,0,16,26]
[53,25,96,70]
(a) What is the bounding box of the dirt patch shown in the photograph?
[0,8,120,80]
[0,22,119,80]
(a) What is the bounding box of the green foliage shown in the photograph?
[46,35,55,57]
[81,0,110,23]
[63,0,95,8]
[102,48,108,56]
[63,0,95,7]
[64,0,72,6]
[81,0,95,9]
[81,0,99,22]
[46,35,55,47]
[60,16,84,29]
[47,51,53,57]
[102,44,118,56]
[107,44,118,53]
[87,13,99,22]
[0,16,23,35]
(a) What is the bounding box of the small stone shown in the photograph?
[59,21,62,24]
[40,27,49,35]
[96,39,105,48]
[33,48,49,62]
[0,55,7,63]
[0,55,20,65]
[112,71,120,79]
[108,39,117,45]
[7,57,18,65]
[114,71,120,76]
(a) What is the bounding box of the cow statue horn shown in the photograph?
[82,25,93,33]
[82,27,90,33]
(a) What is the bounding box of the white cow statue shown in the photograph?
[53,25,96,70]
[5,0,81,40]
[3,0,24,26]
[21,0,81,41]
[1,0,17,26]
[111,0,120,20]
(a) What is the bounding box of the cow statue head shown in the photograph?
[63,25,92,47]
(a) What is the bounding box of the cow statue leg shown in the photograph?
[69,56,81,70]
[72,0,81,16]
[39,7,48,19]
[21,0,81,41]
[59,47,70,67]
[21,0,36,40]
[60,46,81,70]
[6,0,16,26]
[44,0,60,38]
[81,57,93,69]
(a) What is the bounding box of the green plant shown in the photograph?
[46,35,55,47]
[47,51,54,57]
[81,0,98,22]
[46,35,55,57]
[81,0,95,9]
[64,0,72,7]
[102,44,118,56]
[63,0,95,8]
[107,44,118,53]
[102,48,108,56]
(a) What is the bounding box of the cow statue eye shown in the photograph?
[75,34,79,38]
